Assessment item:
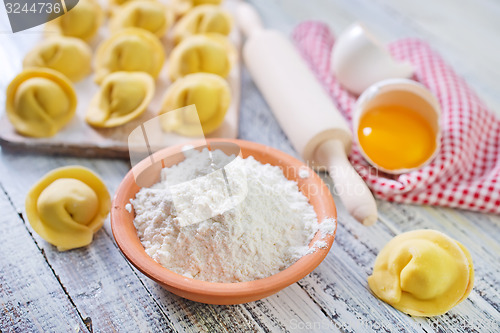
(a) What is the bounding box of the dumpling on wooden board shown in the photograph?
[159,72,230,136]
[171,0,223,17]
[94,28,165,83]
[108,0,156,7]
[6,68,77,137]
[172,4,232,44]
[45,0,103,42]
[23,36,92,82]
[168,33,235,81]
[110,1,174,38]
[86,72,155,128]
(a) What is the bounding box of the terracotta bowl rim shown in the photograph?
[111,138,337,299]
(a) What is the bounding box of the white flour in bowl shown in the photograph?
[132,148,335,283]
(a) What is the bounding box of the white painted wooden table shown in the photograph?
[1,0,499,332]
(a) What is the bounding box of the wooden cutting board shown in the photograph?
[0,1,241,160]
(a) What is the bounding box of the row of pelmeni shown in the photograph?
[6,0,235,136]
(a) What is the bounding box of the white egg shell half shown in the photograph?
[331,22,414,96]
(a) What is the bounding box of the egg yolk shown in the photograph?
[358,105,436,171]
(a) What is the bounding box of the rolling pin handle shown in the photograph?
[237,2,264,38]
[315,140,378,226]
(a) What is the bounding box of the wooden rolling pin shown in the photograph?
[237,3,378,225]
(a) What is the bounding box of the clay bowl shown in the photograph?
[111,138,337,304]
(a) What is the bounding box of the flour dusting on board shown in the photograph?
[132,148,336,283]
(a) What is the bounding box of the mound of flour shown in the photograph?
[132,148,335,283]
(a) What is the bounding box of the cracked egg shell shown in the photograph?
[159,72,230,136]
[6,68,77,138]
[94,28,165,84]
[25,166,111,251]
[23,36,92,82]
[86,72,155,128]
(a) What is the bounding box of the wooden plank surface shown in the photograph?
[1,0,499,332]
[0,188,88,332]
[0,151,337,332]
[0,152,266,332]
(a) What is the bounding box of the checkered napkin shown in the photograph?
[292,21,500,214]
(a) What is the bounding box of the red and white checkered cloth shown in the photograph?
[292,21,500,214]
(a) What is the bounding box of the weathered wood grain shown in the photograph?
[0,188,88,333]
[239,283,337,332]
[377,202,500,332]
[131,283,264,333]
[379,202,500,309]
[0,150,340,332]
[0,152,265,332]
[243,2,500,331]
[0,153,178,332]
[293,178,500,333]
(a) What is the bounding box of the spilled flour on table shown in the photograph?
[132,148,336,283]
